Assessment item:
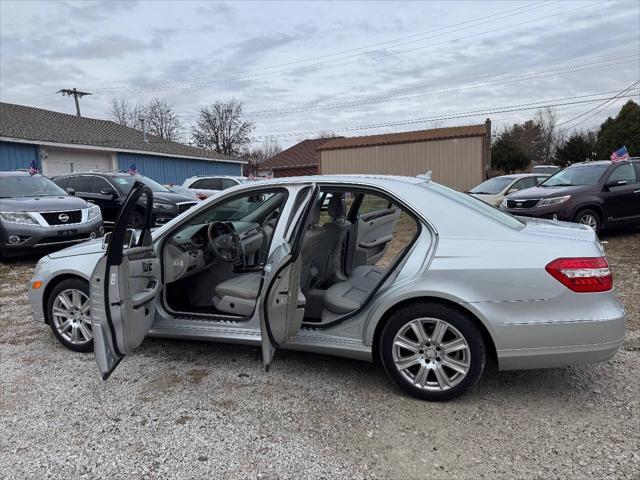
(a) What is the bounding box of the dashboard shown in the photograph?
[164,221,265,283]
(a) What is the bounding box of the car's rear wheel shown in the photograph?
[380,302,485,401]
[47,278,93,352]
[574,208,601,232]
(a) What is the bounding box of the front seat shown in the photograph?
[314,194,351,285]
[212,273,261,316]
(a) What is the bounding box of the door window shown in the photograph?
[91,177,112,193]
[221,179,238,189]
[192,178,223,190]
[68,175,92,193]
[358,193,392,215]
[608,163,637,184]
[511,177,537,191]
[52,176,69,189]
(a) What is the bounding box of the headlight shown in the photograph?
[537,195,571,207]
[153,202,175,210]
[0,211,37,225]
[500,199,508,209]
[87,204,101,220]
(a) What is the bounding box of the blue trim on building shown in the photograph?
[117,152,242,184]
[0,141,41,172]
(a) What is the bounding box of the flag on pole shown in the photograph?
[610,146,630,162]
[127,162,138,174]
[28,159,38,175]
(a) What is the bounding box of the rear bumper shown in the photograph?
[471,291,627,370]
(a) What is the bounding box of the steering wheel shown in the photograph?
[207,221,243,263]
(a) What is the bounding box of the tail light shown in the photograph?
[545,257,612,293]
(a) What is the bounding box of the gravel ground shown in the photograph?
[1,229,639,479]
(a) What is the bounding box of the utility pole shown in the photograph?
[57,88,92,117]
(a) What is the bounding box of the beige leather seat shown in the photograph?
[212,273,261,316]
[323,265,386,315]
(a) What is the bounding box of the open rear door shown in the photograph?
[259,184,318,368]
[91,182,161,380]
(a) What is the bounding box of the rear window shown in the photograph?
[431,183,524,229]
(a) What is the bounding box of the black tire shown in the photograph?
[46,278,93,352]
[379,302,486,401]
[573,208,601,233]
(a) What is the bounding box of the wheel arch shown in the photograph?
[570,202,604,221]
[42,273,90,324]
[370,296,497,365]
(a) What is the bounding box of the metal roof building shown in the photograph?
[318,121,492,192]
[0,102,244,183]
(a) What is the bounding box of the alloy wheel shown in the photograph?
[392,317,471,391]
[51,288,92,345]
[578,214,598,230]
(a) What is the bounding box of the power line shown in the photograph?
[91,1,606,94]
[241,54,639,117]
[247,90,640,141]
[556,80,640,129]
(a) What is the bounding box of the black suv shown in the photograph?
[501,158,640,232]
[52,172,197,227]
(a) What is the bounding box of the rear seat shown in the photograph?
[323,265,386,314]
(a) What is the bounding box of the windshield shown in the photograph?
[111,175,170,193]
[541,165,608,187]
[469,177,514,194]
[0,175,67,198]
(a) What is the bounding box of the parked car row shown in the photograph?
[1,170,255,258]
[470,158,640,232]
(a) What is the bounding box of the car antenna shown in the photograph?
[417,171,432,182]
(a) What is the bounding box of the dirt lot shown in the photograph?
[1,229,639,479]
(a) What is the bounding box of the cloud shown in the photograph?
[45,34,163,60]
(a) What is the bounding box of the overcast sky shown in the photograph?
[1,0,639,147]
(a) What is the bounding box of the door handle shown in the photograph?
[633,189,640,194]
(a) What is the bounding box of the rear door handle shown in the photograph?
[634,189,640,194]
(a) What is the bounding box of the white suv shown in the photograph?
[182,175,253,197]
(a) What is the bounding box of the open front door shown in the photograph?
[91,182,161,380]
[259,185,318,368]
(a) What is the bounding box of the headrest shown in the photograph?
[327,194,346,220]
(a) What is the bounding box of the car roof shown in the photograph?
[0,170,36,177]
[187,175,247,179]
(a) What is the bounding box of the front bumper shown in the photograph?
[0,216,103,254]
[501,202,573,220]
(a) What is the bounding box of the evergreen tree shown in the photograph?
[595,100,640,158]
[555,131,596,167]
[491,137,530,174]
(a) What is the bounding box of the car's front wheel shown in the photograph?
[46,278,93,352]
[380,302,486,401]
[574,208,601,233]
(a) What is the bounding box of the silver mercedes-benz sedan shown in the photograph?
[28,175,625,401]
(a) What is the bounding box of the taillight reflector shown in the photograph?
[545,257,612,293]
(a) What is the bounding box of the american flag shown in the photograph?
[610,146,630,162]
[28,159,38,175]
[127,162,138,174]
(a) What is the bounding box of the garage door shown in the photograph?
[43,148,113,177]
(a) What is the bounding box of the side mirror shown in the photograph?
[605,179,627,189]
[102,228,136,250]
[65,187,76,196]
[506,187,518,194]
[100,187,118,198]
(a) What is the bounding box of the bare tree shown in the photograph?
[145,98,183,141]
[241,137,283,176]
[191,99,254,156]
[109,97,183,141]
[534,107,561,165]
[108,98,145,130]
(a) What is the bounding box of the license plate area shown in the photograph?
[57,229,78,237]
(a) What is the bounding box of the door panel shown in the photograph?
[351,207,402,269]
[259,184,317,368]
[602,163,640,223]
[91,182,159,380]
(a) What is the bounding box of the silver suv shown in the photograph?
[0,171,103,257]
